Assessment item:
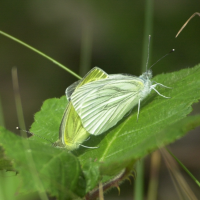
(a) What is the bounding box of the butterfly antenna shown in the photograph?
[145,35,151,72]
[149,49,175,70]
[16,127,54,145]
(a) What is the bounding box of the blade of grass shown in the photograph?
[176,12,200,38]
[0,30,81,80]
[166,148,200,187]
[0,98,7,200]
[0,89,19,200]
[99,182,104,200]
[134,159,144,200]
[134,0,154,199]
[147,150,161,200]
[12,67,49,200]
[79,22,93,76]
[141,0,154,73]
[0,96,5,127]
[12,68,26,132]
[0,171,18,200]
[161,148,198,200]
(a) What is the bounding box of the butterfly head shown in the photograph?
[140,69,153,81]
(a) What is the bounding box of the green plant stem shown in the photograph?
[134,0,154,199]
[141,0,154,73]
[79,23,93,76]
[134,159,144,200]
[147,151,161,200]
[0,96,5,127]
[166,148,200,187]
[12,68,26,132]
[12,67,49,200]
[0,30,82,80]
[162,148,198,199]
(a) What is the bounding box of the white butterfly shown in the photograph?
[67,67,170,136]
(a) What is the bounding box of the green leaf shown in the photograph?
[0,126,86,200]
[30,96,67,145]
[2,64,200,198]
[82,161,100,193]
[98,114,200,175]
[0,146,14,171]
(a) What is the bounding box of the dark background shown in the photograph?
[0,1,200,199]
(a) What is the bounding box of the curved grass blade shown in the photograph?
[176,12,200,37]
[0,30,81,79]
[166,148,200,187]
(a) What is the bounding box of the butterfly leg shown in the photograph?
[154,82,171,89]
[137,99,141,121]
[152,87,170,98]
[79,144,99,149]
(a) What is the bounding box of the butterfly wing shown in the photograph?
[59,101,90,150]
[71,75,145,135]
[66,80,81,101]
[65,66,109,101]
[77,67,108,87]
[59,67,109,150]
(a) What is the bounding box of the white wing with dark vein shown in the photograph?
[71,74,145,135]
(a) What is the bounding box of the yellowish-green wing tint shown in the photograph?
[78,67,109,87]
[56,67,109,150]
[59,102,90,150]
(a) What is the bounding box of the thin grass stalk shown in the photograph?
[141,0,154,73]
[147,150,161,200]
[134,159,144,200]
[134,0,154,199]
[166,148,200,187]
[161,148,198,200]
[12,68,49,200]
[99,182,104,200]
[0,30,81,79]
[79,22,93,77]
[0,97,7,200]
[0,97,5,127]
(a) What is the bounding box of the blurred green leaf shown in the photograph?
[0,146,14,171]
[82,161,100,193]
[0,127,86,200]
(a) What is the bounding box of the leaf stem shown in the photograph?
[0,30,82,80]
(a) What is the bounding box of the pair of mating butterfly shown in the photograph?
[55,64,171,151]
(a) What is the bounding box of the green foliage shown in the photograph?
[0,127,86,200]
[30,96,67,145]
[1,64,200,199]
[0,146,13,171]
